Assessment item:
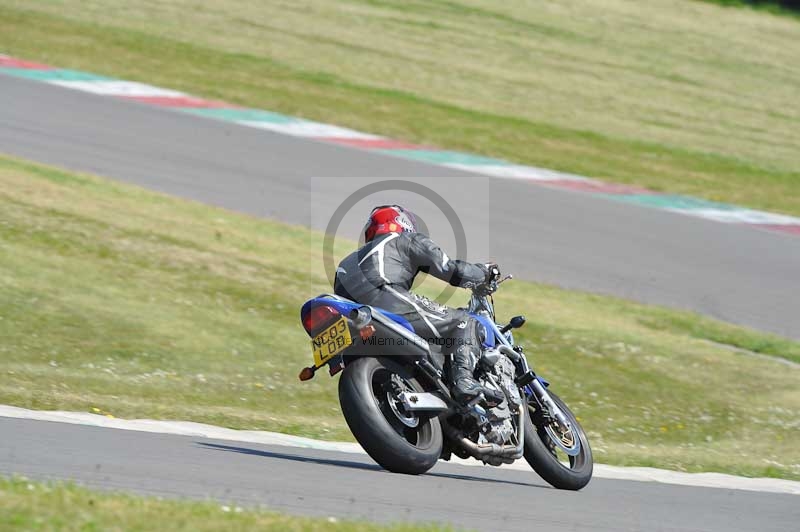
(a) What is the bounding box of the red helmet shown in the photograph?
[363,205,418,243]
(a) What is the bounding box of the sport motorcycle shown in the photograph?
[298,271,592,490]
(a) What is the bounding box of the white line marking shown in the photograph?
[48,80,187,97]
[668,208,800,225]
[444,164,593,182]
[1,405,797,494]
[237,120,383,139]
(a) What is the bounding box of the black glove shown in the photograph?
[483,263,501,283]
[473,263,500,295]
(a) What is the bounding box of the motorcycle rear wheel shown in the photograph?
[523,389,593,490]
[339,356,443,475]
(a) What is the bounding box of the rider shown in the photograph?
[334,205,504,407]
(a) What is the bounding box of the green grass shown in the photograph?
[1,1,799,215]
[702,1,800,19]
[1,155,798,480]
[0,476,457,532]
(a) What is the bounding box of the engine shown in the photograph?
[475,353,523,446]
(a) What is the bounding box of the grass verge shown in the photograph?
[1,155,798,479]
[0,476,455,532]
[0,1,799,215]
[701,0,800,19]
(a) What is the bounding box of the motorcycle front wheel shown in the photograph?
[339,356,443,475]
[523,389,593,490]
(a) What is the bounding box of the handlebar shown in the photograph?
[473,271,513,296]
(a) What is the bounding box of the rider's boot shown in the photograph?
[450,344,505,407]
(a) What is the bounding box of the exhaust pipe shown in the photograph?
[444,409,526,462]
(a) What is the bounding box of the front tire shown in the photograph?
[523,389,593,490]
[339,356,443,475]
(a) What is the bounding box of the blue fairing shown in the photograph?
[302,297,496,347]
[470,313,497,348]
[301,295,414,332]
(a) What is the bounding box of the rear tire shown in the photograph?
[339,357,443,475]
[523,389,593,490]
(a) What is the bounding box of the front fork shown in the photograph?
[494,342,571,431]
[527,378,570,430]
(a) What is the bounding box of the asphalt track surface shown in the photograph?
[2,418,798,532]
[1,74,799,339]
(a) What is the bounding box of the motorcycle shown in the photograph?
[298,271,592,490]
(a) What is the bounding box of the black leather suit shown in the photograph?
[333,231,499,403]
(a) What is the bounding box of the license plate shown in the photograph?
[311,317,352,366]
